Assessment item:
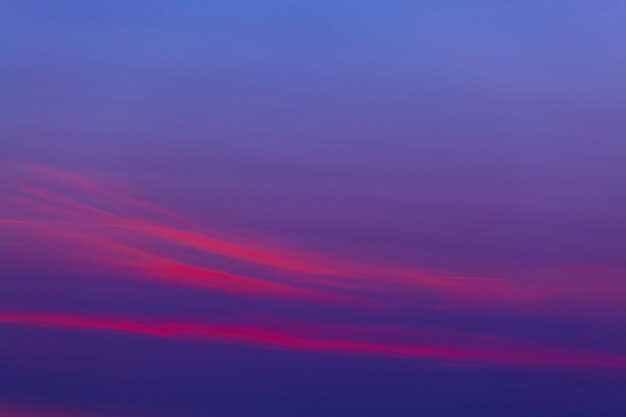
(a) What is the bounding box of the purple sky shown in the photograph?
[1,1,626,417]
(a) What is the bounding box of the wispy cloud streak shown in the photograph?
[0,163,533,304]
[1,311,624,368]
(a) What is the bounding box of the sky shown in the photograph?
[1,1,626,416]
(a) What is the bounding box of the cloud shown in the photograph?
[1,163,533,306]
[1,310,624,368]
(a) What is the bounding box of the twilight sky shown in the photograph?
[1,1,626,417]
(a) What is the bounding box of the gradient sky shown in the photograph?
[2,1,626,417]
